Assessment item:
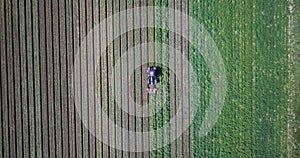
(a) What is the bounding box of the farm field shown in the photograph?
[0,0,299,158]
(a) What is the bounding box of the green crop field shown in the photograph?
[190,0,292,157]
[149,0,299,157]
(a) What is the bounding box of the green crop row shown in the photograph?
[149,0,170,157]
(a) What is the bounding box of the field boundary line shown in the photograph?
[288,0,300,157]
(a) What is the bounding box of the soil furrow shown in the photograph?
[85,0,96,157]
[38,0,50,157]
[58,0,69,157]
[127,1,136,157]
[141,0,149,157]
[45,0,56,156]
[67,0,77,157]
[92,0,102,157]
[16,0,26,157]
[0,1,8,157]
[181,0,190,157]
[26,0,38,157]
[52,0,63,156]
[100,0,109,157]
[168,0,177,157]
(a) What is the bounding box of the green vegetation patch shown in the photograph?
[189,0,293,157]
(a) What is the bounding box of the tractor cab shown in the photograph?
[146,66,159,94]
[147,67,158,85]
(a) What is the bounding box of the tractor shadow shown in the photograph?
[154,66,163,84]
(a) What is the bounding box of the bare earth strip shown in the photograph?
[45,0,56,156]
[38,0,50,157]
[32,0,42,157]
[140,0,149,157]
[168,0,177,157]
[128,28,136,158]
[127,1,136,157]
[99,0,110,157]
[106,0,117,157]
[92,0,103,157]
[24,0,36,157]
[100,0,110,157]
[181,0,190,157]
[32,1,43,156]
[0,1,5,158]
[14,2,25,156]
[65,0,73,156]
[10,1,20,157]
[26,0,37,154]
[112,0,122,157]
[79,0,90,156]
[52,0,63,156]
[132,1,143,157]
[21,1,34,157]
[58,1,69,157]
[33,1,48,157]
[86,0,96,157]
[120,0,129,157]
[175,0,184,157]
[119,9,130,158]
[26,0,37,156]
[106,8,116,157]
[74,0,84,157]
[0,1,9,157]
[67,0,78,157]
[9,1,18,157]
[175,0,187,157]
[174,0,183,156]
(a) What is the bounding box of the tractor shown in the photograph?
[146,66,159,94]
